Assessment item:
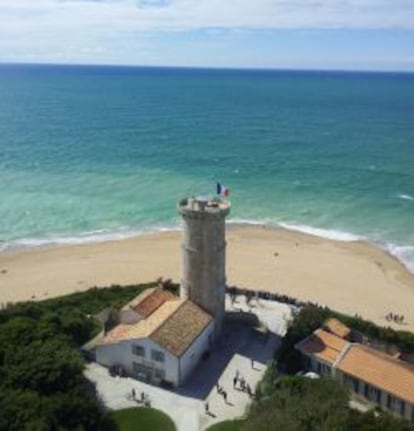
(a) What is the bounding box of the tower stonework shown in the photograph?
[178,197,230,337]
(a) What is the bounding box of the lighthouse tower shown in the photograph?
[178,196,230,338]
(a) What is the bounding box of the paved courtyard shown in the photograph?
[85,295,293,431]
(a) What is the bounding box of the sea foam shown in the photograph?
[0,224,180,253]
[278,222,362,242]
[233,220,414,274]
[398,194,414,201]
[386,244,414,273]
[1,219,413,276]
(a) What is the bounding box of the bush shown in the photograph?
[102,407,176,431]
[0,283,158,430]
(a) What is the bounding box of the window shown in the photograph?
[132,344,145,357]
[317,362,331,376]
[400,401,405,416]
[344,374,359,393]
[154,368,165,380]
[364,384,380,403]
[132,362,152,382]
[388,396,406,415]
[151,349,165,363]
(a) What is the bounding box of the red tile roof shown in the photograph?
[323,318,351,339]
[295,328,349,364]
[132,289,176,317]
[150,300,212,357]
[337,344,414,404]
[99,296,212,357]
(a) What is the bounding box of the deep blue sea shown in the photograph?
[0,64,413,271]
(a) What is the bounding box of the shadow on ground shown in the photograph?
[175,316,281,399]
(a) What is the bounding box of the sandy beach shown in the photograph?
[0,225,413,332]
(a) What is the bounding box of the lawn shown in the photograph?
[103,407,176,431]
[206,419,245,431]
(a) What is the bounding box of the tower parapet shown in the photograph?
[178,196,230,337]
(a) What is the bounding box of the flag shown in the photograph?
[216,182,230,196]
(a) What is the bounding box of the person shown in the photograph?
[233,376,237,388]
[240,378,246,391]
[131,388,136,399]
[251,358,254,369]
[205,402,209,414]
[223,391,227,402]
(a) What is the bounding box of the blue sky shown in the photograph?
[0,0,413,71]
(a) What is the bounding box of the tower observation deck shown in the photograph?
[178,196,230,337]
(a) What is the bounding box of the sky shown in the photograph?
[0,0,414,71]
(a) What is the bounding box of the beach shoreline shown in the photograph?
[1,224,413,332]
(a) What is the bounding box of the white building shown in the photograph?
[295,319,414,421]
[96,286,214,387]
[95,196,231,387]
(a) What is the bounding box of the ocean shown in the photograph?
[0,64,413,271]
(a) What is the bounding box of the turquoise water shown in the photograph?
[0,64,413,270]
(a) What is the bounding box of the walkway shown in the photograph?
[85,295,293,431]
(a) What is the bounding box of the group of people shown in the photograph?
[205,368,256,416]
[233,370,253,397]
[215,383,228,402]
[130,388,151,407]
[386,312,405,324]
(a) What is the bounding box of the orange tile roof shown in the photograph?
[150,300,212,357]
[98,298,212,357]
[122,287,176,318]
[337,344,414,404]
[100,299,184,345]
[323,318,351,339]
[295,328,349,365]
[132,289,176,317]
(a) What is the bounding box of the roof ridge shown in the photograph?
[356,343,414,371]
[148,298,187,338]
[333,342,353,368]
[123,287,156,309]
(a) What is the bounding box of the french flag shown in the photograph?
[216,182,230,196]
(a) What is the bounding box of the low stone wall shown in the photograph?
[226,285,307,307]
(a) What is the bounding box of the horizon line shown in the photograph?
[1,61,413,75]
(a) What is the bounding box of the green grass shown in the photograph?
[206,419,245,431]
[103,407,176,431]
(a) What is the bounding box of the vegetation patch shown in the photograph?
[0,283,157,431]
[102,407,176,431]
[206,419,246,431]
[247,376,413,431]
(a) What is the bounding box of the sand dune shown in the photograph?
[0,225,413,332]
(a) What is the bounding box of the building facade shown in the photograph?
[95,288,214,387]
[94,195,231,387]
[295,324,414,421]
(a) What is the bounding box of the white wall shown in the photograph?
[179,320,214,384]
[96,337,179,386]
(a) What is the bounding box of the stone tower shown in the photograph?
[178,196,230,337]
